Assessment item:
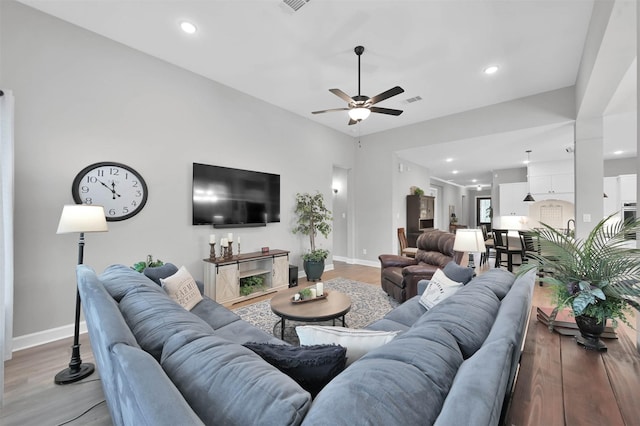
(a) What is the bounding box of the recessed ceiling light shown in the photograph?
[483,65,499,75]
[452,170,459,174]
[614,150,624,155]
[472,179,477,183]
[180,21,197,34]
[445,158,453,162]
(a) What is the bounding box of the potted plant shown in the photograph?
[132,255,164,273]
[520,214,640,351]
[293,191,332,281]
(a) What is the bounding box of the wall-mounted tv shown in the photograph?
[192,163,280,228]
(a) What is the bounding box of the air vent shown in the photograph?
[404,95,423,104]
[282,0,310,12]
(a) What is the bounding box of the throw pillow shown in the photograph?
[160,266,203,311]
[144,263,179,286]
[243,342,347,397]
[296,326,398,366]
[443,261,474,285]
[419,268,463,310]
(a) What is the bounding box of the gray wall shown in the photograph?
[2,1,354,339]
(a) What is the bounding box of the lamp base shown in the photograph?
[54,362,95,385]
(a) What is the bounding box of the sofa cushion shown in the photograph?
[303,323,463,426]
[415,284,500,358]
[190,295,241,329]
[161,330,312,426]
[434,338,514,426]
[112,343,205,426]
[468,268,515,299]
[243,342,347,397]
[365,318,411,333]
[214,318,285,345]
[100,264,165,301]
[419,269,463,310]
[381,296,426,327]
[296,326,399,366]
[160,266,203,311]
[143,263,179,286]
[443,261,474,284]
[118,285,214,360]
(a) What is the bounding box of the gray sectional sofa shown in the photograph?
[77,263,535,426]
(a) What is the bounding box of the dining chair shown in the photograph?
[397,227,417,258]
[480,224,494,265]
[519,230,545,286]
[492,229,522,272]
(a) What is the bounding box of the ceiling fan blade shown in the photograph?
[312,108,350,114]
[369,86,404,105]
[329,88,355,103]
[370,107,403,116]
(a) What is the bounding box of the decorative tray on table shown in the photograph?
[291,290,328,304]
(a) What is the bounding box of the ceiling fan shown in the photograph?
[312,46,404,125]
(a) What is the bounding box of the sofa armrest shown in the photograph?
[379,254,418,269]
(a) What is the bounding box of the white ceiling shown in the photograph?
[18,0,637,187]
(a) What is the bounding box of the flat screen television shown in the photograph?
[192,163,280,227]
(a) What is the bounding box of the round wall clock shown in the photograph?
[72,162,148,221]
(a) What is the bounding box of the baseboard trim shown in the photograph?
[13,321,87,353]
[353,258,381,268]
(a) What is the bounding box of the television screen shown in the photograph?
[192,163,280,227]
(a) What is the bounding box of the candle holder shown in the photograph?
[228,241,234,257]
[237,242,241,255]
[222,244,233,259]
[209,243,216,260]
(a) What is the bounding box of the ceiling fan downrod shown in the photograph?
[355,45,364,98]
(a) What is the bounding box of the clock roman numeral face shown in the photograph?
[72,162,148,221]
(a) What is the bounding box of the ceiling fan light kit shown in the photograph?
[312,45,404,125]
[348,107,370,121]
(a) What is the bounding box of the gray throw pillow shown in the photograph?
[443,261,474,284]
[144,263,179,286]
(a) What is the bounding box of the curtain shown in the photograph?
[0,89,15,405]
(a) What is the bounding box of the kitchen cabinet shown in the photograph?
[530,173,574,195]
[499,182,530,216]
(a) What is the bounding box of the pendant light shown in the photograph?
[523,150,536,202]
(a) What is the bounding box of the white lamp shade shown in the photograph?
[348,107,371,121]
[57,205,108,234]
[453,229,486,253]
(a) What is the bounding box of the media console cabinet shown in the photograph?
[203,249,290,305]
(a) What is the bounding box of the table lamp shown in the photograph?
[453,229,486,269]
[55,204,108,385]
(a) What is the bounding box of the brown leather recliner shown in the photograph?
[379,229,464,303]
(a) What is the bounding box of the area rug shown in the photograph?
[232,278,399,344]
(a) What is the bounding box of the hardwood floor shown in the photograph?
[3,261,637,425]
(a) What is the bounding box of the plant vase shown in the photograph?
[575,314,607,352]
[303,259,324,282]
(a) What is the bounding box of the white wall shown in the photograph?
[331,166,349,259]
[1,1,355,340]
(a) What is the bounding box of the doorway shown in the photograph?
[476,197,492,231]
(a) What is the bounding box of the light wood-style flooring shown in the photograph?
[2,261,637,425]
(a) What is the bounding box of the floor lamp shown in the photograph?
[453,229,486,270]
[55,204,108,385]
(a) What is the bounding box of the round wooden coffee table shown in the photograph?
[270,286,352,340]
